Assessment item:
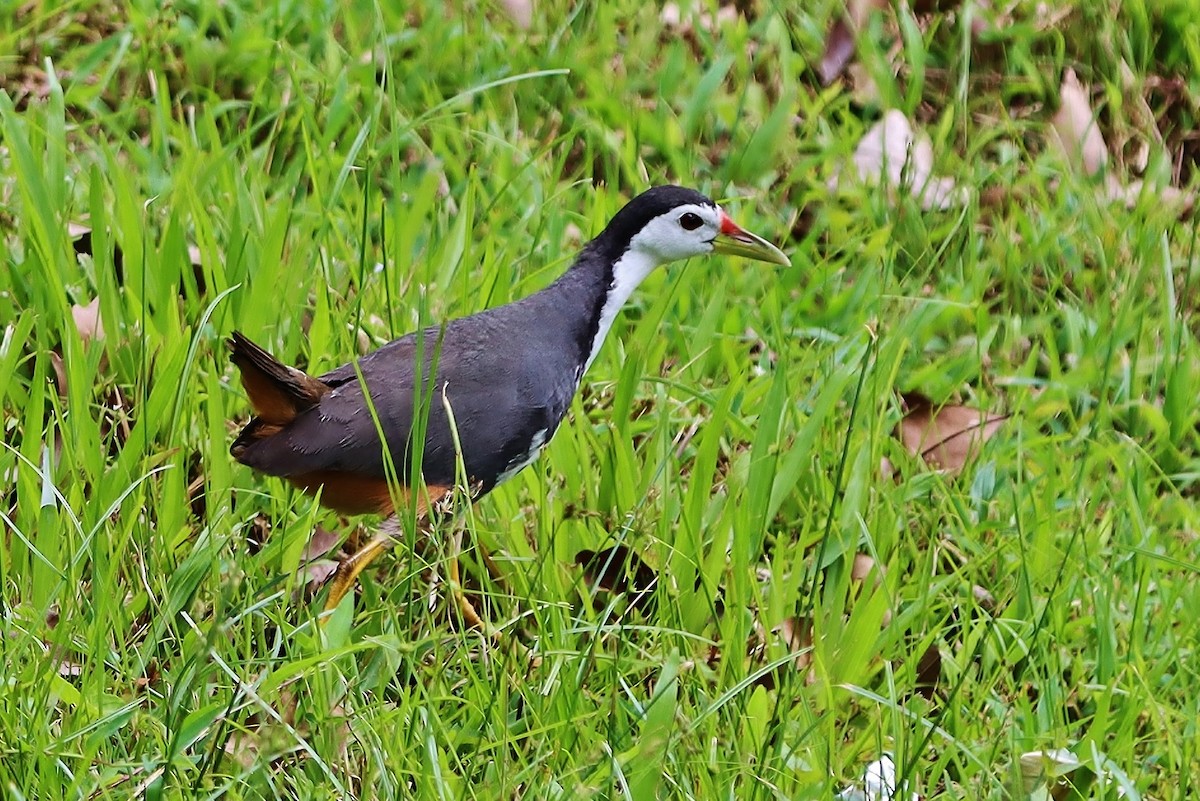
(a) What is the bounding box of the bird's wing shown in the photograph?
[233,319,554,489]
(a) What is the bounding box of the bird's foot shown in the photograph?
[321,531,395,615]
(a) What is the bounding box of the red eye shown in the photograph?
[679,212,703,230]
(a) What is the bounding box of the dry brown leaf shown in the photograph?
[48,351,68,398]
[912,641,941,700]
[972,583,996,610]
[58,660,84,678]
[1050,69,1195,214]
[294,526,345,597]
[822,2,997,92]
[849,552,892,625]
[819,17,857,86]
[72,297,104,342]
[774,616,814,674]
[246,513,271,555]
[747,614,816,690]
[818,0,888,85]
[897,392,1007,474]
[13,65,54,107]
[844,60,883,107]
[830,110,968,210]
[302,526,342,563]
[660,2,738,34]
[851,552,881,582]
[498,0,532,29]
[134,660,160,693]
[1108,176,1195,214]
[1018,749,1083,795]
[575,545,658,613]
[302,559,339,590]
[1050,68,1108,177]
[186,466,207,518]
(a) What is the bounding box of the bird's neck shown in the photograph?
[542,244,662,378]
[582,246,660,373]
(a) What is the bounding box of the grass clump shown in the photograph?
[1,1,1198,798]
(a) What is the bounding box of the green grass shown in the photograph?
[2,0,1200,798]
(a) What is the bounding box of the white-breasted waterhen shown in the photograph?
[229,185,789,622]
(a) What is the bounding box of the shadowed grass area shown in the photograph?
[2,1,1199,798]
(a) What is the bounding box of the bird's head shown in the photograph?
[609,185,790,267]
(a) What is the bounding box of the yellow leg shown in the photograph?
[321,516,538,665]
[320,515,480,622]
[322,533,393,613]
[447,529,491,634]
[448,531,539,665]
[323,516,404,614]
[322,518,489,634]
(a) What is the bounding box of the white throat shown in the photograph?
[582,247,662,375]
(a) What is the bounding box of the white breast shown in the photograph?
[495,428,549,485]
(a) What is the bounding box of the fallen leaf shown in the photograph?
[849,552,892,625]
[819,18,857,85]
[186,464,206,518]
[301,559,340,592]
[748,614,817,690]
[71,297,104,342]
[844,60,883,107]
[575,545,658,613]
[660,2,739,34]
[302,526,342,563]
[830,109,968,210]
[774,615,814,675]
[290,526,346,598]
[1020,747,1134,799]
[1018,748,1083,795]
[134,660,160,693]
[498,0,532,29]
[10,65,58,109]
[1049,69,1195,215]
[851,552,881,582]
[818,0,888,85]
[1050,68,1108,177]
[896,392,1007,475]
[972,583,996,610]
[1107,176,1195,214]
[246,514,271,555]
[912,642,941,700]
[58,660,83,678]
[48,351,68,399]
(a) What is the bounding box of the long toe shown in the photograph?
[322,533,396,614]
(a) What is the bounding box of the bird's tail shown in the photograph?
[228,331,329,457]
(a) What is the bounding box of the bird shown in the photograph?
[228,185,789,621]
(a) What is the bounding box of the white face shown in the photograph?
[627,202,724,264]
